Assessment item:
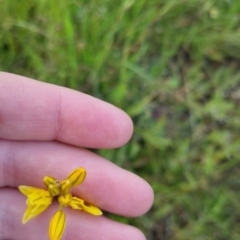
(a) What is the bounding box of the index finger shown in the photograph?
[0,72,133,148]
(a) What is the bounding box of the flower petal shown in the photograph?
[49,210,66,240]
[20,187,53,224]
[28,190,53,206]
[22,204,50,224]
[67,167,86,187]
[70,197,102,216]
[19,186,45,196]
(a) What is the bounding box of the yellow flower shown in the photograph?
[19,167,102,240]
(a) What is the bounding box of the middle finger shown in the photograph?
[0,140,153,217]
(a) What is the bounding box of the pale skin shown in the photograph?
[0,72,154,240]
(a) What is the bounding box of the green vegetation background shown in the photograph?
[1,0,240,239]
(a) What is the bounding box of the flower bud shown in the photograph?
[43,176,57,188]
[58,193,72,206]
[61,179,71,194]
[48,184,61,196]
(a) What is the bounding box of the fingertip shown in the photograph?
[125,225,147,240]
[130,177,154,217]
[140,179,154,216]
[110,108,133,148]
[94,167,154,217]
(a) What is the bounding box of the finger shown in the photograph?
[0,140,154,217]
[0,188,146,240]
[0,72,133,148]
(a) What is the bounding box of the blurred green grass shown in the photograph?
[1,0,240,239]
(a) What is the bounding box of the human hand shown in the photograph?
[0,72,154,240]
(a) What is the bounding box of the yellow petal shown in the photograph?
[67,167,86,187]
[70,197,102,216]
[22,204,50,224]
[49,210,66,240]
[20,188,53,224]
[82,203,102,216]
[19,186,45,196]
[61,179,71,194]
[58,193,72,206]
[69,197,84,210]
[43,176,57,188]
[28,190,53,206]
